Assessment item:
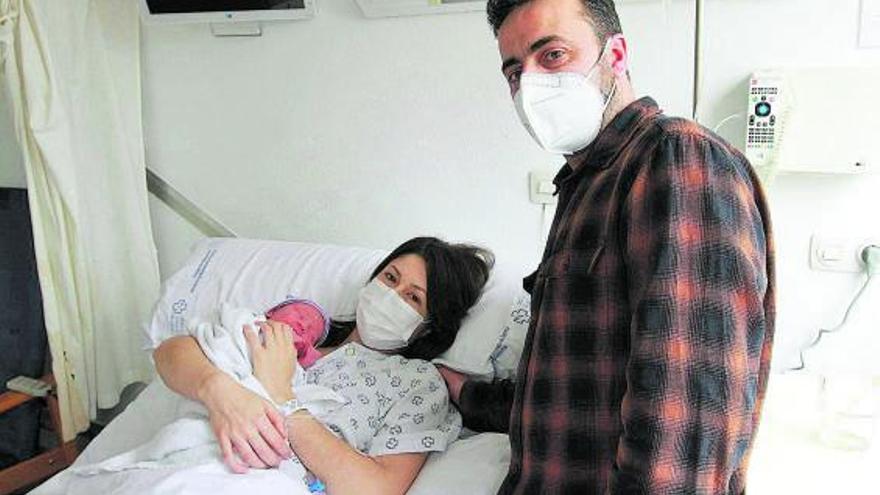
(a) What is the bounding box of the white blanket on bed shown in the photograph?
[36,305,345,495]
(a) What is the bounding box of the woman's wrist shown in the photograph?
[271,387,295,404]
[196,370,230,407]
[284,409,315,436]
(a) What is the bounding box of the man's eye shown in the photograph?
[506,69,521,85]
[384,272,396,283]
[543,49,566,64]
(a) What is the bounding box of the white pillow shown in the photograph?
[408,433,510,495]
[145,238,387,349]
[488,289,531,381]
[431,261,523,379]
[146,237,523,380]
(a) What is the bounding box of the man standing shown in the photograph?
[439,1,775,493]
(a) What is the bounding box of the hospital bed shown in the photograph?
[31,237,530,495]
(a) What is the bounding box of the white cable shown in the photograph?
[712,112,744,134]
[863,244,880,276]
[790,245,880,372]
[539,203,554,257]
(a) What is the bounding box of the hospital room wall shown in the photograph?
[141,0,880,370]
[2,0,876,371]
[141,0,696,278]
[700,0,880,369]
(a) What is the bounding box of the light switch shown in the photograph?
[859,0,880,48]
[529,171,558,205]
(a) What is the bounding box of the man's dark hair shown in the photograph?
[325,237,494,361]
[486,0,623,41]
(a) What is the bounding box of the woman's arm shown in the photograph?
[287,412,427,495]
[153,335,293,472]
[248,320,427,495]
[152,335,224,403]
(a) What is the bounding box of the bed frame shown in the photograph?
[0,375,80,495]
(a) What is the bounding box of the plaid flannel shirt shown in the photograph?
[459,98,775,494]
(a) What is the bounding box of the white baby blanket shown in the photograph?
[56,305,345,495]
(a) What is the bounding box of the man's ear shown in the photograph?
[608,34,629,77]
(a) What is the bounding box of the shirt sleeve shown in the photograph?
[611,131,772,494]
[368,364,463,456]
[458,379,516,433]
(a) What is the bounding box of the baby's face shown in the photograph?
[267,302,326,344]
[287,303,325,337]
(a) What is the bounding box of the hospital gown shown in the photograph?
[305,342,462,457]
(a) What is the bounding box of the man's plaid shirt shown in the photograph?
[459,98,775,494]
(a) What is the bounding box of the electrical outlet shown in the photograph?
[810,235,880,273]
[529,172,558,205]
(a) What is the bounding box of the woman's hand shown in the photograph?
[245,320,297,404]
[200,372,293,473]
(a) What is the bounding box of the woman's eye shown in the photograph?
[384,272,396,283]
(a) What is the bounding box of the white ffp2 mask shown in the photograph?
[513,44,616,155]
[356,279,424,351]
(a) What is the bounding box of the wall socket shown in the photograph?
[810,235,880,273]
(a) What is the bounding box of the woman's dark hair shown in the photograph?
[486,0,623,41]
[323,237,494,360]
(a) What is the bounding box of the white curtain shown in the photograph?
[0,0,160,440]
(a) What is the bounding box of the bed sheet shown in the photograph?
[31,380,510,495]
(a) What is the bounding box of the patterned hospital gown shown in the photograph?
[304,343,462,457]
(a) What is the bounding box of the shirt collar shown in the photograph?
[554,97,662,186]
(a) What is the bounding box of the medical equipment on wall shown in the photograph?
[744,72,785,174]
[745,68,880,177]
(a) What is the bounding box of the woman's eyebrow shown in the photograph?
[390,264,425,295]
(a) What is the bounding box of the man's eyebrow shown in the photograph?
[501,57,520,73]
[501,35,563,72]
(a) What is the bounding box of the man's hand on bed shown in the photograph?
[245,321,297,404]
[201,371,294,473]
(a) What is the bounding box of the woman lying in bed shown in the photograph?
[153,237,492,495]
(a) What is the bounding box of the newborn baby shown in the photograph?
[264,298,330,369]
